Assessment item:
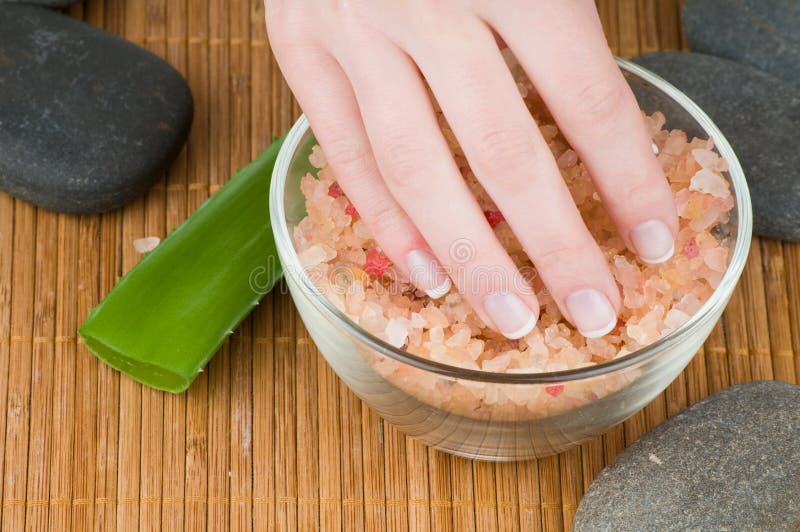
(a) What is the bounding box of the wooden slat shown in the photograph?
[1,202,36,532]
[25,210,58,532]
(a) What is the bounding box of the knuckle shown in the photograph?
[472,126,538,186]
[535,243,581,272]
[571,79,627,125]
[607,178,658,213]
[323,136,371,174]
[378,131,436,191]
[366,198,405,237]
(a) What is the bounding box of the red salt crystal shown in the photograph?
[327,181,343,198]
[684,237,699,259]
[345,203,360,220]
[363,248,392,277]
[485,210,505,228]
[545,384,564,397]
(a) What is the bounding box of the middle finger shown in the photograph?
[398,17,622,338]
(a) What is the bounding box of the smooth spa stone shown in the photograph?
[683,0,800,90]
[0,4,193,214]
[574,381,800,531]
[632,52,800,241]
[0,0,80,8]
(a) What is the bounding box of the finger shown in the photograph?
[271,43,450,297]
[481,1,678,264]
[402,18,620,338]
[337,34,540,339]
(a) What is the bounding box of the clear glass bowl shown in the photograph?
[269,58,752,461]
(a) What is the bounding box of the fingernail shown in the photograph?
[630,219,674,264]
[565,288,617,339]
[483,291,537,339]
[406,250,451,299]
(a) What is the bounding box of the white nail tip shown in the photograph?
[425,278,451,299]
[579,317,617,339]
[639,241,675,265]
[503,313,538,340]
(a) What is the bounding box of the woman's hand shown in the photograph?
[266,0,678,339]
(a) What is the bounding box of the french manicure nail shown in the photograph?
[483,291,537,339]
[566,288,617,339]
[406,250,451,299]
[630,219,674,264]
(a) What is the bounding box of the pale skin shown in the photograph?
[266,0,679,339]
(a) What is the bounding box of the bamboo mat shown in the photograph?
[0,0,797,530]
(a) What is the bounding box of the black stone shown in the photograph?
[574,381,800,531]
[0,0,80,9]
[632,52,800,242]
[683,0,800,90]
[0,5,192,214]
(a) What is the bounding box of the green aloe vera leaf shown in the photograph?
[79,136,285,392]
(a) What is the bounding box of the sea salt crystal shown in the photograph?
[557,149,578,169]
[482,353,511,372]
[309,145,327,168]
[545,384,564,397]
[484,210,505,228]
[690,169,729,198]
[683,237,699,259]
[133,236,160,253]
[385,317,410,348]
[703,247,728,272]
[664,309,691,329]
[298,243,336,268]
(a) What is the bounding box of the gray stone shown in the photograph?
[0,0,80,9]
[683,0,800,90]
[0,5,192,214]
[632,52,800,242]
[574,381,800,531]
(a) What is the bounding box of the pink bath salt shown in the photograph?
[545,384,564,397]
[482,353,511,372]
[409,312,426,329]
[327,181,344,199]
[690,169,729,198]
[446,324,472,348]
[484,210,505,228]
[664,308,691,329]
[345,203,360,220]
[664,130,687,155]
[703,247,728,272]
[539,124,559,142]
[298,243,336,268]
[420,305,449,328]
[292,55,735,420]
[689,204,722,232]
[466,339,485,361]
[557,149,578,169]
[711,194,735,213]
[683,237,699,259]
[675,293,703,315]
[360,301,388,333]
[613,255,644,289]
[363,248,392,277]
[385,317,410,348]
[309,145,327,168]
[691,148,721,170]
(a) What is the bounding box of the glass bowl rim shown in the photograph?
[269,57,753,384]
